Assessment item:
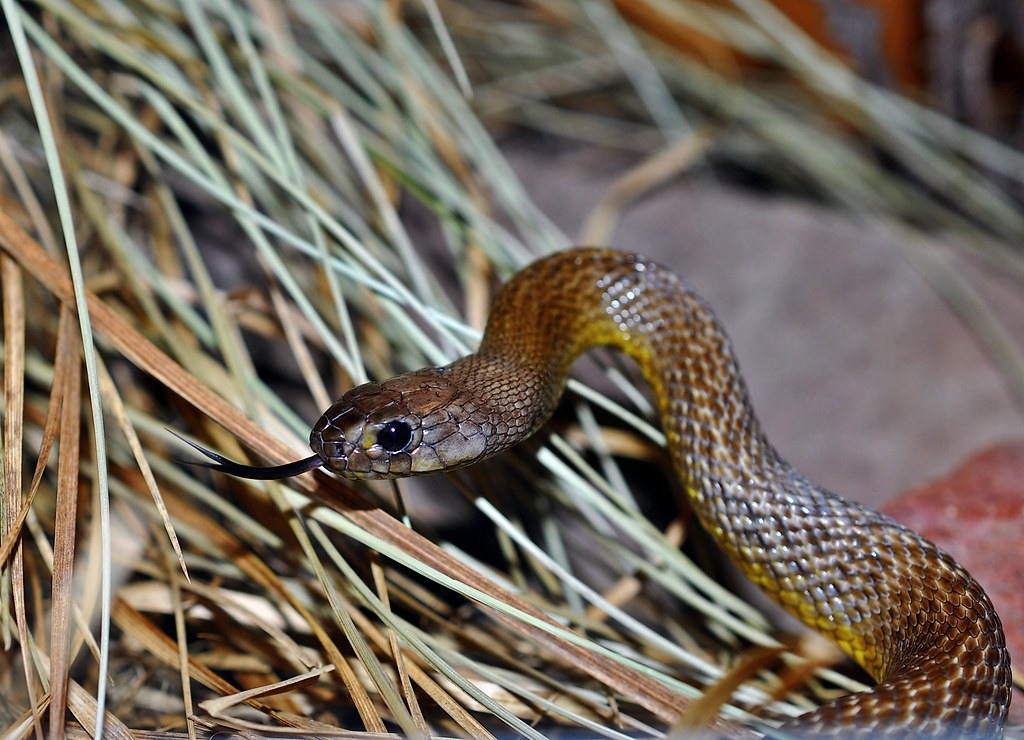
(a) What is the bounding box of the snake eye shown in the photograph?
[377,420,413,452]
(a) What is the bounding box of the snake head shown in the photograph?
[310,367,490,479]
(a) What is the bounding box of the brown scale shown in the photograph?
[188,248,1011,735]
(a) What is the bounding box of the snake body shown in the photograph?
[203,249,1012,734]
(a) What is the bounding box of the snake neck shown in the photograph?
[474,249,790,589]
[476,249,773,491]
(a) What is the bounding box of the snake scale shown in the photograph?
[189,248,1012,735]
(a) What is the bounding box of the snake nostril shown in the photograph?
[377,420,413,452]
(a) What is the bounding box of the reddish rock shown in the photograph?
[885,442,1024,722]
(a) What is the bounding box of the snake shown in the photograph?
[184,248,1012,735]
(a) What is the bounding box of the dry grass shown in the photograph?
[0,1,1021,737]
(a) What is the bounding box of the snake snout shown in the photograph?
[309,386,417,479]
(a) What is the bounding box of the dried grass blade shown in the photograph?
[65,675,136,740]
[1,694,51,739]
[371,555,429,736]
[2,253,25,572]
[579,130,715,244]
[94,359,190,581]
[48,307,82,740]
[1,254,42,736]
[26,309,74,496]
[0,480,35,572]
[198,665,334,717]
[0,300,53,575]
[167,563,196,740]
[269,284,331,411]
[671,646,786,734]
